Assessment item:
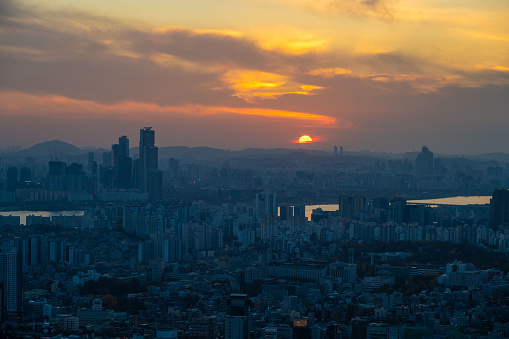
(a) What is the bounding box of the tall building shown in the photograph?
[416,146,434,176]
[0,250,22,313]
[490,189,509,228]
[48,161,66,191]
[113,135,132,189]
[339,194,366,220]
[138,127,159,194]
[6,166,17,191]
[225,294,251,339]
[255,192,278,216]
[117,156,132,189]
[19,167,31,183]
[65,163,84,192]
[119,135,129,158]
[87,152,95,174]
[111,144,120,172]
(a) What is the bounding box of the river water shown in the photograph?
[0,211,85,225]
[304,196,491,219]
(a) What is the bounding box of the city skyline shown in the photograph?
[1,0,508,154]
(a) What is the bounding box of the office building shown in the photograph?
[225,294,251,339]
[138,127,160,195]
[416,146,434,176]
[0,250,22,313]
[48,161,66,191]
[119,135,129,158]
[339,194,366,220]
[490,189,509,228]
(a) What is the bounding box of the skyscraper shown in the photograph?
[48,161,66,191]
[119,135,129,158]
[339,194,366,220]
[490,189,509,228]
[138,127,161,198]
[416,146,434,176]
[0,250,22,313]
[225,294,251,339]
[112,135,132,189]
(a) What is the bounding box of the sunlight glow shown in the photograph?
[298,135,313,143]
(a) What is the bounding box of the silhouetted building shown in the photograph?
[111,143,120,172]
[280,205,294,221]
[255,192,278,216]
[102,151,111,167]
[148,170,163,201]
[117,156,132,189]
[168,158,179,179]
[339,194,365,220]
[490,189,509,228]
[99,165,115,188]
[225,294,251,339]
[65,163,84,192]
[416,146,434,176]
[19,167,31,183]
[138,127,159,194]
[6,166,17,191]
[87,152,94,174]
[48,161,66,191]
[119,135,129,158]
[0,250,22,313]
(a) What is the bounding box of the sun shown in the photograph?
[298,135,313,143]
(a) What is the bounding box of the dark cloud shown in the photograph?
[126,29,273,70]
[318,0,398,19]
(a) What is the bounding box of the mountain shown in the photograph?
[3,140,83,159]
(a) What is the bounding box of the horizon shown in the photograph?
[2,138,509,157]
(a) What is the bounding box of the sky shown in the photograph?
[0,0,508,154]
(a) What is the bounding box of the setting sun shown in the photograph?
[298,135,313,143]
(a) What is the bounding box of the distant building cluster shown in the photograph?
[1,142,509,337]
[0,127,163,202]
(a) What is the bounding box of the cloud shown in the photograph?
[0,90,343,149]
[277,0,398,20]
[326,0,398,19]
[221,70,324,102]
[0,90,337,126]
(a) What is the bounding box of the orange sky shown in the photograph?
[0,0,508,153]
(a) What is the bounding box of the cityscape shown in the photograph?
[1,0,509,338]
[1,128,509,338]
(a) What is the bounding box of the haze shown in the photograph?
[1,0,508,153]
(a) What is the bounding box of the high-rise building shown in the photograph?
[339,194,366,220]
[490,189,509,228]
[138,127,160,195]
[225,294,251,339]
[416,146,434,176]
[102,151,112,167]
[20,167,31,183]
[65,163,84,192]
[255,192,278,216]
[119,135,129,158]
[0,250,22,313]
[87,152,95,174]
[6,166,18,191]
[111,144,120,172]
[117,156,132,189]
[48,161,66,191]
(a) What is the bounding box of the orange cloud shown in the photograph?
[308,67,353,77]
[0,90,337,127]
[222,70,323,102]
